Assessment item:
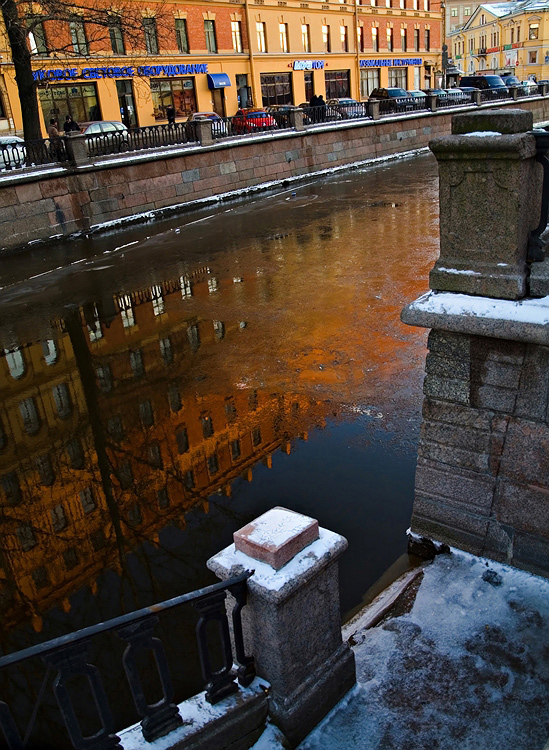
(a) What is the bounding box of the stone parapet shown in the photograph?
[428,109,540,300]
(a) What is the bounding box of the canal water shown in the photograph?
[0,153,440,747]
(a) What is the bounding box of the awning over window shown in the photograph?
[207,73,231,89]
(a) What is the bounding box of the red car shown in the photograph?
[231,108,277,134]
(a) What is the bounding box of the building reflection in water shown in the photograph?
[0,266,329,638]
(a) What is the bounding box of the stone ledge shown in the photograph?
[119,678,268,750]
[402,290,549,345]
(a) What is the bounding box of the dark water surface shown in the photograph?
[0,153,440,746]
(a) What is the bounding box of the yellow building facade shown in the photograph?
[451,2,549,81]
[0,0,442,136]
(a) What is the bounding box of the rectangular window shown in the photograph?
[252,426,262,446]
[143,18,159,54]
[451,7,457,15]
[52,383,71,419]
[529,50,537,63]
[529,23,539,40]
[389,66,407,87]
[29,18,48,55]
[260,73,292,106]
[176,18,189,53]
[151,285,164,316]
[387,27,393,51]
[401,27,407,51]
[17,523,36,551]
[70,18,88,55]
[148,443,163,468]
[424,29,430,50]
[160,337,173,365]
[51,504,67,532]
[400,0,405,7]
[139,400,154,427]
[322,24,331,53]
[176,427,189,453]
[510,28,514,43]
[118,461,133,489]
[1,472,21,506]
[202,415,214,438]
[517,27,520,42]
[151,77,197,120]
[204,20,217,53]
[231,439,241,460]
[107,416,124,440]
[130,349,144,378]
[340,25,348,52]
[207,454,219,475]
[464,6,470,15]
[360,68,380,97]
[302,24,311,53]
[80,487,95,514]
[279,23,289,52]
[168,382,182,412]
[325,69,351,97]
[414,28,420,51]
[109,20,125,54]
[372,27,379,52]
[67,438,84,469]
[358,26,364,52]
[257,22,267,52]
[232,20,242,53]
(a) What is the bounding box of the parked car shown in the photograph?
[0,135,26,169]
[521,80,539,95]
[186,111,228,137]
[500,74,522,90]
[406,90,428,110]
[325,98,367,119]
[444,88,471,105]
[265,105,301,128]
[82,121,130,153]
[458,75,508,99]
[369,88,414,113]
[231,108,277,134]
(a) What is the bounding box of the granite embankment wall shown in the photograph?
[2,98,549,253]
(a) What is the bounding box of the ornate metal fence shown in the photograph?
[0,572,254,750]
[0,138,70,171]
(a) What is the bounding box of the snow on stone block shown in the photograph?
[234,506,319,570]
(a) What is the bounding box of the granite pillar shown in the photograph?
[207,507,356,748]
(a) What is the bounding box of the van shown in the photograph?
[458,75,508,99]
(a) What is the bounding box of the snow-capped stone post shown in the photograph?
[401,109,549,578]
[207,507,356,748]
[428,109,539,300]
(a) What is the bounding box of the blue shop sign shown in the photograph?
[33,62,209,82]
[359,58,423,67]
[293,60,325,70]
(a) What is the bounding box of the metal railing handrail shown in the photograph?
[0,570,251,671]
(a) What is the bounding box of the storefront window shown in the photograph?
[150,77,196,119]
[304,72,314,101]
[260,73,292,106]
[325,70,350,98]
[388,67,407,88]
[360,68,380,97]
[38,84,100,125]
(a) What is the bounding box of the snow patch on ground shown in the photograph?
[297,550,549,750]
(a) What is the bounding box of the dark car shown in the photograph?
[369,87,414,113]
[231,108,277,134]
[500,75,521,89]
[325,98,367,119]
[458,76,509,99]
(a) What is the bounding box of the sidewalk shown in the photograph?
[253,549,549,750]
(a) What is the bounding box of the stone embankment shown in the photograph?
[1,98,549,254]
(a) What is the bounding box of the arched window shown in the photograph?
[5,348,25,379]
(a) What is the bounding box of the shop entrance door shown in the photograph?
[116,80,137,128]
[211,88,226,116]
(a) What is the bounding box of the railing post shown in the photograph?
[472,90,482,105]
[426,94,438,112]
[117,617,184,742]
[195,119,213,146]
[208,507,356,748]
[289,108,305,132]
[64,133,90,166]
[509,86,519,101]
[368,100,380,120]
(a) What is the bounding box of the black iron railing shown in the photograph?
[0,571,255,750]
[0,137,70,171]
[85,122,199,158]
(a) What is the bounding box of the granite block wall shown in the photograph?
[412,329,549,577]
[2,98,549,254]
